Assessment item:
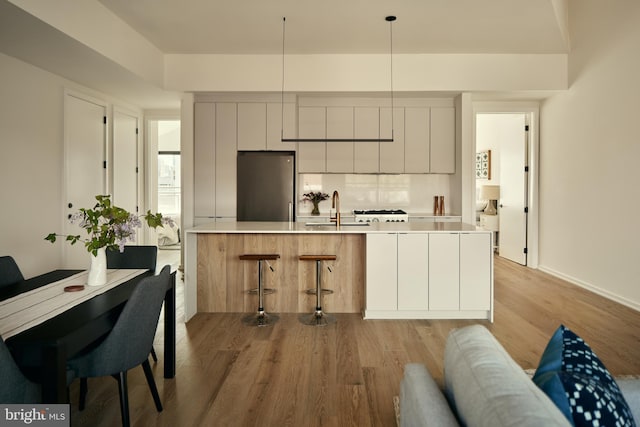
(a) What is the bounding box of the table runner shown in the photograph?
[0,269,147,339]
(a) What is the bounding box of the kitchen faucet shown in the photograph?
[330,190,341,228]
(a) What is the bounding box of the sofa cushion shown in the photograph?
[532,325,636,427]
[618,378,640,424]
[444,325,571,427]
[400,363,459,427]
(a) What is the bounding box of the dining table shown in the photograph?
[0,267,176,404]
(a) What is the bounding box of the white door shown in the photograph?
[113,109,139,230]
[499,114,528,265]
[63,92,107,268]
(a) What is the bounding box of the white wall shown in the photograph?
[539,0,640,309]
[0,52,64,277]
[0,52,143,278]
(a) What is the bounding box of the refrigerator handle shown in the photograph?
[288,202,293,223]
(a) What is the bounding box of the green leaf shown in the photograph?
[45,233,57,243]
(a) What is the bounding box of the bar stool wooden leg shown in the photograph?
[299,255,336,326]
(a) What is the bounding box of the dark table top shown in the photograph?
[4,269,154,371]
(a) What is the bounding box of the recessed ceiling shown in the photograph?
[98,0,569,54]
[0,0,569,109]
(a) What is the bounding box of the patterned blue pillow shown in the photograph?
[533,325,636,427]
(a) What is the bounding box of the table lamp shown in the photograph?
[480,185,500,215]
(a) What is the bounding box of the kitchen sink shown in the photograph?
[305,222,369,227]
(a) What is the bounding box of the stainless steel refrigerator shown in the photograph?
[237,151,295,221]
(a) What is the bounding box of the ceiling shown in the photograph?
[97,0,569,54]
[0,0,569,109]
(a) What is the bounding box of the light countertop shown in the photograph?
[186,220,482,234]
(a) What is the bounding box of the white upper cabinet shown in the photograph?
[405,107,430,173]
[194,102,216,218]
[298,107,326,172]
[430,107,456,173]
[267,102,296,151]
[215,103,237,218]
[379,107,405,173]
[237,103,266,150]
[354,107,380,173]
[326,107,354,173]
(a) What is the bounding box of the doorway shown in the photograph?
[474,105,539,268]
[146,118,181,269]
[63,90,107,268]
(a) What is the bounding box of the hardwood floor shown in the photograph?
[69,255,640,426]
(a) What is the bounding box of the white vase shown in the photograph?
[87,247,107,286]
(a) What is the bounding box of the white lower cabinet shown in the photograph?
[365,233,398,311]
[398,233,429,310]
[460,233,492,310]
[365,231,492,320]
[428,233,460,310]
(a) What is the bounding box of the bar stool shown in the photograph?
[298,254,337,326]
[240,254,280,327]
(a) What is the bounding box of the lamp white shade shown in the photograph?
[480,185,500,201]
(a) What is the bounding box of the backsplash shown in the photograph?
[298,174,452,216]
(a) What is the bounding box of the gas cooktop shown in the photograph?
[352,209,407,215]
[353,209,408,222]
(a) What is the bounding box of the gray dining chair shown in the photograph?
[0,336,41,403]
[67,265,171,427]
[106,246,158,272]
[106,245,160,362]
[0,256,25,287]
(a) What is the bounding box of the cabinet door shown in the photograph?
[267,102,296,151]
[460,233,492,311]
[398,233,429,310]
[194,102,215,217]
[237,103,266,150]
[405,107,430,173]
[380,107,405,173]
[428,233,459,310]
[326,107,354,172]
[354,107,379,173]
[215,103,237,218]
[366,233,397,311]
[298,107,326,172]
[430,107,455,173]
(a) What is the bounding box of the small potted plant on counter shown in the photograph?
[302,191,330,216]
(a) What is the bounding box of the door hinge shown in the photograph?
[136,206,139,213]
[135,166,139,173]
[524,247,528,254]
[525,125,529,131]
[524,166,529,172]
[103,116,107,124]
[103,160,107,169]
[135,127,139,135]
[524,207,528,213]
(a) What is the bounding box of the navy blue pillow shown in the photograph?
[533,325,636,426]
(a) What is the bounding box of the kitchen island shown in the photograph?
[184,221,493,322]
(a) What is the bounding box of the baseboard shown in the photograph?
[537,265,640,312]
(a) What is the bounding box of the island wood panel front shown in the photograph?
[197,233,365,313]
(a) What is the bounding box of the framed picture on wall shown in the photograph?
[476,150,491,179]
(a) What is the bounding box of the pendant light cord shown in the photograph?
[387,16,396,141]
[280,16,396,143]
[281,17,286,141]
